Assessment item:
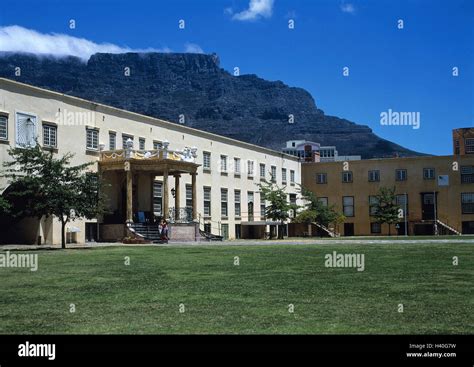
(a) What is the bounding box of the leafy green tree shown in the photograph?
[371,186,400,236]
[294,186,344,236]
[258,180,291,239]
[1,144,107,248]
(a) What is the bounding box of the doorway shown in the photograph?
[421,193,437,220]
[344,223,354,236]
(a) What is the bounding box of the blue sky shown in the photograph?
[0,0,473,155]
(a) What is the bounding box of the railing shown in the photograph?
[99,143,198,163]
[168,207,193,223]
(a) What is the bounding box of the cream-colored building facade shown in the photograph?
[0,78,301,244]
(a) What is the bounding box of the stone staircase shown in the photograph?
[128,223,168,243]
[436,219,462,236]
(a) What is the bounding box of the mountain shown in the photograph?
[0,52,423,158]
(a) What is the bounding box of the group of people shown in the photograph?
[158,219,169,241]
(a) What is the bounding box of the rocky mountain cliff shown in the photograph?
[0,52,422,158]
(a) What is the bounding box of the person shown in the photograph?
[161,220,169,242]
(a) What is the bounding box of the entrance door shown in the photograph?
[85,223,98,242]
[221,224,229,240]
[344,223,354,236]
[421,193,436,220]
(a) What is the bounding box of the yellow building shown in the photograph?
[302,131,474,236]
[0,78,301,244]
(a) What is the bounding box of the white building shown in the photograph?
[0,78,301,244]
[283,140,361,162]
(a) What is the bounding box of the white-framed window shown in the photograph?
[139,137,146,150]
[318,197,328,207]
[260,163,266,179]
[423,168,435,180]
[185,184,192,209]
[247,160,254,176]
[220,155,227,173]
[282,168,287,183]
[204,187,211,217]
[290,170,295,184]
[316,173,327,184]
[42,124,57,148]
[153,140,162,150]
[109,132,116,150]
[342,171,353,183]
[234,158,241,175]
[203,152,211,170]
[260,195,266,219]
[368,170,380,182]
[221,188,228,217]
[396,169,407,181]
[16,112,37,147]
[271,166,277,182]
[396,194,408,217]
[122,134,133,149]
[369,195,379,216]
[234,190,241,217]
[86,128,99,150]
[343,196,354,217]
[0,115,7,140]
[465,138,474,154]
[153,181,162,215]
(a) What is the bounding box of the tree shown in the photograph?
[294,186,344,236]
[258,180,291,239]
[371,186,400,236]
[1,144,107,248]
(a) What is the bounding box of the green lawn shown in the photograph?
[0,243,473,334]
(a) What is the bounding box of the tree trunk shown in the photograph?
[61,218,66,249]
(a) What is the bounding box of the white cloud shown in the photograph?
[340,3,356,14]
[0,25,170,60]
[184,43,204,54]
[232,0,274,21]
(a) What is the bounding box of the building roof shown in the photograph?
[0,77,299,162]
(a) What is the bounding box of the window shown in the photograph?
[260,163,266,179]
[369,196,379,216]
[16,113,37,147]
[248,191,254,220]
[318,197,328,207]
[153,181,162,215]
[343,196,354,217]
[109,132,116,150]
[221,189,228,217]
[0,115,7,140]
[461,193,474,214]
[271,166,277,182]
[395,169,407,181]
[316,173,327,184]
[342,171,353,183]
[461,166,474,183]
[454,139,460,154]
[247,160,254,176]
[86,128,99,150]
[234,190,241,218]
[203,152,211,171]
[139,137,146,150]
[396,194,408,217]
[423,168,435,180]
[220,155,227,173]
[260,195,266,219]
[234,158,241,175]
[371,222,381,234]
[368,170,380,182]
[153,140,162,150]
[185,184,192,209]
[289,193,297,206]
[42,124,57,148]
[290,170,295,184]
[465,138,474,154]
[282,168,287,183]
[204,187,211,217]
[122,134,133,149]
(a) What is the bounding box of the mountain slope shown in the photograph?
[0,52,423,158]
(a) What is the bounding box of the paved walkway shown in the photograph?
[1,237,474,250]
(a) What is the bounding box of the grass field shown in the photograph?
[0,243,473,334]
